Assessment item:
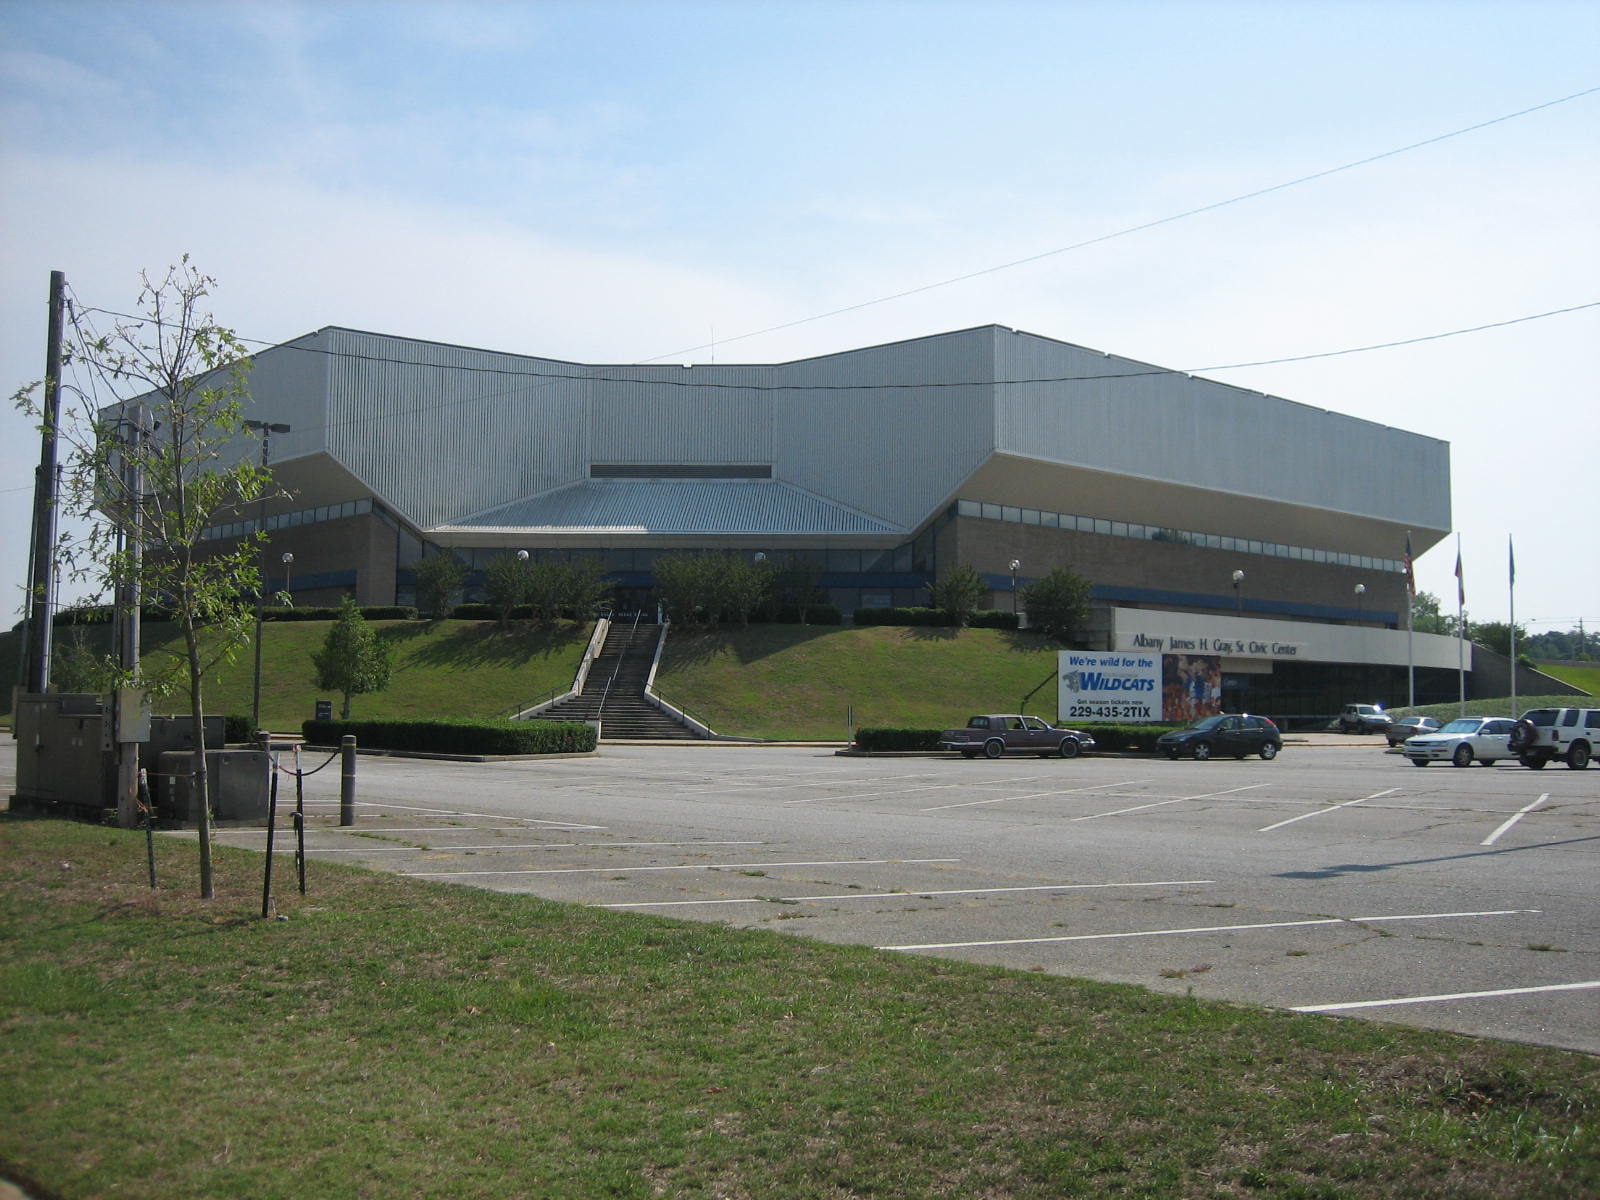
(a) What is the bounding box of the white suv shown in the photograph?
[1510,707,1598,770]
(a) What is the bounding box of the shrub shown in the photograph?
[854,727,943,751]
[300,717,597,756]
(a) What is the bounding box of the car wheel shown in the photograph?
[1058,737,1081,759]
[1192,742,1212,761]
[1410,758,1429,767]
[1567,741,1591,770]
[1452,743,1474,768]
[960,749,977,759]
[1260,742,1278,760]
[983,739,1004,759]
[1520,754,1547,770]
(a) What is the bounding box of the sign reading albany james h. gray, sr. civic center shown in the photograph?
[1128,632,1303,657]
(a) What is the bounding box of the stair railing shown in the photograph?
[596,610,646,717]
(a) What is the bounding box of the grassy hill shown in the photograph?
[3,617,1590,739]
[0,619,589,732]
[657,624,1066,739]
[1538,662,1599,697]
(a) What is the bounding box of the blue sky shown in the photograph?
[2,0,1596,631]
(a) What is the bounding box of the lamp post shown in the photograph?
[1354,583,1366,622]
[281,552,294,603]
[1231,569,1245,614]
[245,420,291,732]
[1009,559,1020,614]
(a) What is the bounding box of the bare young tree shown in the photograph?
[14,258,267,898]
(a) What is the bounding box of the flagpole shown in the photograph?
[1456,535,1466,717]
[1509,536,1517,718]
[1404,531,1415,708]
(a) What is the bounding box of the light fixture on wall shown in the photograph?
[1231,569,1245,614]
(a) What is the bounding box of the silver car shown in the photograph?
[1403,716,1518,767]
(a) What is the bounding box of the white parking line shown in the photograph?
[785,777,1035,805]
[1258,788,1399,833]
[595,879,1216,908]
[402,857,961,878]
[1066,782,1268,822]
[1481,794,1549,846]
[328,801,606,830]
[922,779,1155,813]
[1294,980,1600,1013]
[877,908,1537,951]
[299,840,767,854]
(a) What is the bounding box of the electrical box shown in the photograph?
[156,750,270,825]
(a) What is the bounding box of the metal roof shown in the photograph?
[438,478,899,536]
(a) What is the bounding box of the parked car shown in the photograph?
[1339,703,1392,734]
[1402,716,1518,767]
[1157,714,1281,761]
[1509,707,1599,770]
[939,714,1096,759]
[1385,716,1442,746]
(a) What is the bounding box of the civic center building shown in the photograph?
[210,323,1466,716]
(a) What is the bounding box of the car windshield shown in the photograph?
[1438,719,1483,734]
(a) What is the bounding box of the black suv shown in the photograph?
[1157,714,1282,761]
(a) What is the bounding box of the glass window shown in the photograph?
[981,502,1003,521]
[827,550,860,572]
[1022,508,1041,526]
[1041,511,1059,528]
[957,499,981,517]
[1093,518,1111,535]
[1002,506,1021,523]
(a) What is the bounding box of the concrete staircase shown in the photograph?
[533,620,700,739]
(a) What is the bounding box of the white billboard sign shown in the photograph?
[1058,651,1162,722]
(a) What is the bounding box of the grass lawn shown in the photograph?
[0,619,589,732]
[657,625,1065,740]
[3,817,1597,1200]
[1537,663,1600,697]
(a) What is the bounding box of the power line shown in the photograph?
[71,299,1600,403]
[638,85,1600,363]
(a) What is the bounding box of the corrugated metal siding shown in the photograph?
[324,329,590,529]
[993,329,1451,531]
[771,327,996,529]
[447,479,896,535]
[587,365,774,464]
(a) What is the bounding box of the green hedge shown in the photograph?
[854,727,944,751]
[852,606,1018,630]
[1074,723,1180,752]
[853,723,1179,753]
[301,717,598,756]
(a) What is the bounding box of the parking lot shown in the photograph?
[174,739,1599,1055]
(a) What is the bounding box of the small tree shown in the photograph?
[1021,566,1093,642]
[653,552,714,624]
[312,596,393,718]
[13,258,267,897]
[773,554,823,623]
[562,556,612,621]
[414,552,466,619]
[484,552,530,628]
[929,564,987,627]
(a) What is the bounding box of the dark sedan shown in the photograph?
[1386,716,1443,746]
[1157,714,1281,761]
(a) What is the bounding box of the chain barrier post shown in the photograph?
[261,746,280,919]
[293,744,306,895]
[138,767,156,889]
[339,735,356,827]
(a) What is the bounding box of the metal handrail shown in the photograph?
[494,686,561,720]
[596,610,645,716]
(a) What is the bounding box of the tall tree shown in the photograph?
[484,552,530,628]
[929,565,987,628]
[413,552,467,619]
[14,258,267,897]
[312,596,393,718]
[1021,566,1093,642]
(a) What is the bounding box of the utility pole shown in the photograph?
[22,270,66,695]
